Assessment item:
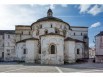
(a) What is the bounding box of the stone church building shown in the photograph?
[0,9,89,64]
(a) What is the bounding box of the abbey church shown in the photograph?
[0,9,89,64]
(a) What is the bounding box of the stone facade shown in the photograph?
[0,9,89,64]
[95,31,103,62]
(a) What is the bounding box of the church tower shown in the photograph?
[47,8,53,17]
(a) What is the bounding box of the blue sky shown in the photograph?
[0,4,103,47]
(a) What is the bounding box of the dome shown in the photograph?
[31,9,70,27]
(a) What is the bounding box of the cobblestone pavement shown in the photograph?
[0,61,103,73]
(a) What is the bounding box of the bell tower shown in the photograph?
[47,8,53,17]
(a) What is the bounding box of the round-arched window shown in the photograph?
[50,44,56,54]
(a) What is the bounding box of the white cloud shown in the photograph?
[78,4,91,13]
[90,22,101,28]
[61,4,68,7]
[87,5,103,16]
[78,4,103,16]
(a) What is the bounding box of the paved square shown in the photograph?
[0,62,103,73]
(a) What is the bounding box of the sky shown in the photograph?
[0,4,103,47]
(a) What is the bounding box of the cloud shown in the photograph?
[78,4,103,16]
[87,5,103,16]
[78,4,91,13]
[90,22,101,28]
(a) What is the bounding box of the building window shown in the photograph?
[55,28,59,34]
[51,24,52,28]
[29,31,30,35]
[74,33,75,36]
[36,30,39,35]
[2,52,4,58]
[7,49,10,52]
[45,30,48,34]
[77,49,80,54]
[8,35,10,38]
[50,44,56,54]
[63,30,66,36]
[23,49,26,54]
[22,31,23,35]
[40,25,42,28]
[81,33,82,36]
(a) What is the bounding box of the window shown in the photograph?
[77,49,80,54]
[51,24,52,28]
[63,30,66,36]
[2,52,4,58]
[7,49,10,52]
[74,33,75,36]
[50,44,56,54]
[8,35,10,38]
[81,33,82,36]
[29,31,30,35]
[40,25,42,28]
[22,31,23,35]
[55,29,59,34]
[36,30,39,35]
[45,30,48,34]
[23,49,26,54]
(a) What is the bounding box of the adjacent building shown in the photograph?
[95,31,103,62]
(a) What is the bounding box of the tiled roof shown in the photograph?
[0,30,15,35]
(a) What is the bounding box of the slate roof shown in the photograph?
[96,31,103,36]
[0,30,15,35]
[64,37,85,43]
[16,38,39,43]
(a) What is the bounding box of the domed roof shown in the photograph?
[31,9,70,27]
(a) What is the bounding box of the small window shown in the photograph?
[7,53,10,55]
[74,33,75,36]
[77,49,80,54]
[22,31,23,35]
[40,25,42,28]
[55,29,59,34]
[36,30,39,35]
[8,35,10,38]
[29,31,30,35]
[51,24,52,28]
[81,33,82,36]
[7,49,10,52]
[23,49,26,54]
[45,30,48,34]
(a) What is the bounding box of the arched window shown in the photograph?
[50,44,56,54]
[77,49,80,54]
[45,30,48,34]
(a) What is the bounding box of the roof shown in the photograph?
[16,38,39,43]
[96,31,103,36]
[0,30,15,35]
[64,37,85,43]
[40,33,64,37]
[31,16,70,28]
